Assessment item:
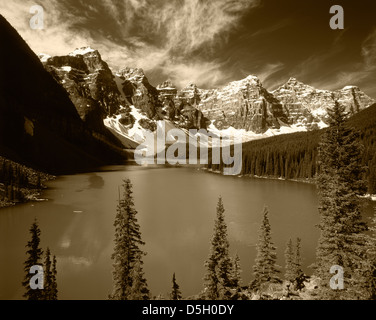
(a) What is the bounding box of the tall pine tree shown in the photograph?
[203,197,233,300]
[251,206,281,290]
[50,255,58,300]
[284,238,304,290]
[284,239,295,282]
[42,248,58,300]
[170,273,182,300]
[43,247,53,300]
[127,252,149,300]
[231,254,242,289]
[22,219,44,300]
[314,101,369,299]
[109,179,149,300]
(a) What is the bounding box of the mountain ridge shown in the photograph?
[39,46,374,146]
[0,16,126,174]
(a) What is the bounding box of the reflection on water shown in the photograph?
[0,166,374,300]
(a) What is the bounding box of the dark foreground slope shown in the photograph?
[208,104,376,194]
[0,15,126,175]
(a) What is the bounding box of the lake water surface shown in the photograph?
[1,166,374,299]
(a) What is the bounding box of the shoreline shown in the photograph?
[202,168,376,201]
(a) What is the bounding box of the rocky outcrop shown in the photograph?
[157,81,209,130]
[43,48,126,134]
[187,76,375,134]
[0,16,126,174]
[272,78,375,129]
[38,45,374,142]
[195,76,288,133]
[118,67,162,120]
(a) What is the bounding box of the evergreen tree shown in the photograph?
[109,179,149,300]
[22,219,44,300]
[251,206,281,290]
[294,238,305,290]
[50,255,58,300]
[43,247,53,300]
[368,153,376,194]
[285,238,305,290]
[294,238,303,277]
[170,273,182,300]
[203,197,233,300]
[284,239,295,282]
[366,210,376,299]
[231,253,242,289]
[314,101,369,299]
[128,253,149,300]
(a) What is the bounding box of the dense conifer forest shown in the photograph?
[208,104,376,194]
[0,156,53,207]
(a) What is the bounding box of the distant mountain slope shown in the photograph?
[0,15,126,174]
[196,76,374,136]
[208,104,376,194]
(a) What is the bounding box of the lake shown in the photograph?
[0,165,374,300]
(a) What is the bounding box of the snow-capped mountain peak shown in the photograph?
[69,46,96,56]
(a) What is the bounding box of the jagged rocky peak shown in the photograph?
[69,46,96,56]
[157,80,178,99]
[274,77,317,95]
[117,67,146,83]
[179,83,201,104]
[157,80,176,90]
[196,75,287,133]
[335,85,375,114]
[40,47,125,129]
[273,77,375,116]
[42,46,109,73]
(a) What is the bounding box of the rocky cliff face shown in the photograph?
[40,50,210,145]
[39,46,374,144]
[157,81,209,130]
[42,48,126,136]
[195,76,288,133]
[272,77,375,130]
[191,76,375,134]
[0,16,125,174]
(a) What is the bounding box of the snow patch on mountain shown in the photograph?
[69,47,96,56]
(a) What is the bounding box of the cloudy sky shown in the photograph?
[1,0,376,96]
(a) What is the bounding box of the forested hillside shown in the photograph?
[208,104,376,194]
[0,156,53,208]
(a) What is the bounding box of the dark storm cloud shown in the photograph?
[1,0,375,96]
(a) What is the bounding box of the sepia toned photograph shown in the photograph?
[0,0,375,307]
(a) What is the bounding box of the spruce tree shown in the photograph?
[43,247,53,300]
[285,238,305,290]
[368,153,376,195]
[128,253,149,300]
[251,206,281,290]
[231,253,242,289]
[203,197,233,299]
[314,101,369,299]
[366,210,376,299]
[294,238,303,275]
[109,179,149,300]
[294,238,305,290]
[284,239,295,282]
[170,273,182,300]
[22,219,44,300]
[50,255,58,300]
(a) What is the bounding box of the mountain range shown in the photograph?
[0,14,375,174]
[39,46,375,147]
